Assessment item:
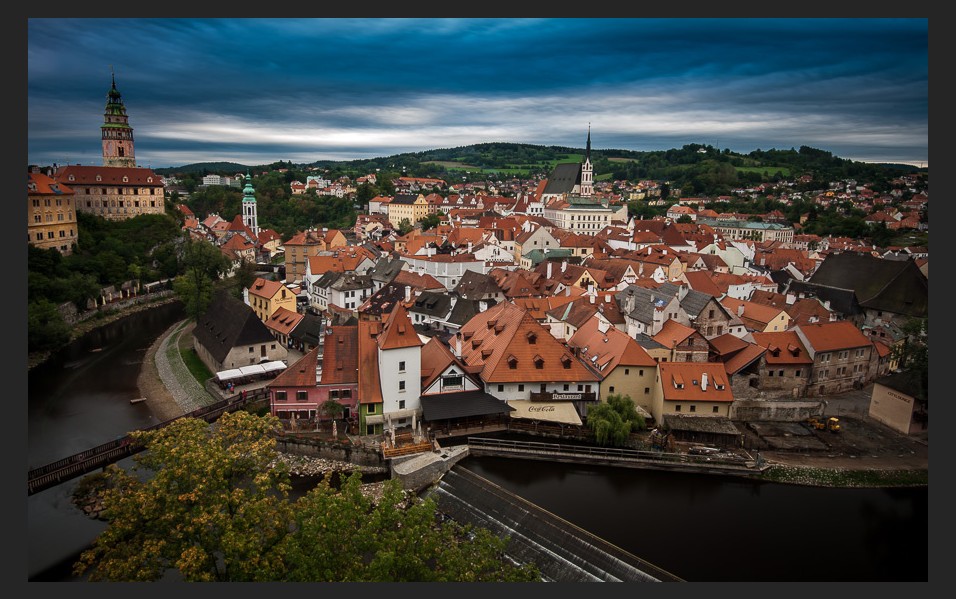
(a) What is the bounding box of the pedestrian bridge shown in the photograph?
[27,389,270,495]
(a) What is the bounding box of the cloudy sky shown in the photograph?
[27,18,928,169]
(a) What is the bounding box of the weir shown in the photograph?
[425,465,683,582]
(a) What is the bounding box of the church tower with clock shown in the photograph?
[101,72,136,168]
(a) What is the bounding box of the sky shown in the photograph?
[27,18,929,170]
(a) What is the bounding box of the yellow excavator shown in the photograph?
[807,416,841,433]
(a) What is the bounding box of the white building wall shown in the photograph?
[379,345,422,416]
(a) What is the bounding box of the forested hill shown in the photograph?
[158,143,925,195]
[154,162,249,176]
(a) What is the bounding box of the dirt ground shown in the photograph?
[739,416,928,470]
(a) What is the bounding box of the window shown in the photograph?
[329,390,339,400]
[639,369,644,376]
[271,344,276,350]
[399,361,406,372]
[625,368,629,375]
[498,384,504,393]
[645,387,650,394]
[690,405,696,413]
[713,406,719,413]
[795,369,802,377]
[675,405,681,412]
[563,384,570,391]
[341,389,352,399]
[399,380,406,392]
[778,370,784,377]
[296,391,308,402]
[368,404,375,414]
[399,400,406,410]
[609,386,615,393]
[518,384,524,392]
[275,391,287,401]
[249,347,254,353]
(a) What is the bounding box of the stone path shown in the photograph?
[154,319,217,413]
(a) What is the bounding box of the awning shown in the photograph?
[508,400,582,426]
[216,368,243,382]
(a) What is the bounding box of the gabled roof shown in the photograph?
[652,319,702,348]
[264,306,303,336]
[719,297,788,330]
[54,165,163,186]
[320,325,359,384]
[289,313,324,346]
[541,163,581,195]
[658,362,733,402]
[568,318,656,377]
[249,277,287,300]
[751,331,813,365]
[377,303,423,350]
[28,171,73,195]
[410,290,454,317]
[193,292,276,364]
[457,302,598,383]
[807,252,928,318]
[420,337,480,390]
[454,270,504,299]
[270,347,320,388]
[797,321,872,353]
[357,321,383,404]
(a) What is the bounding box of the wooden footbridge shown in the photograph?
[27,389,270,496]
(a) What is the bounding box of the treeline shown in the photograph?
[28,212,184,352]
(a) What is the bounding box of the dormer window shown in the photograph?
[534,355,544,369]
[508,355,518,369]
[122,176,129,183]
[95,175,102,182]
[526,332,537,345]
[561,355,572,369]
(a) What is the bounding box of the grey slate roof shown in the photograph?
[193,292,277,364]
[410,290,453,318]
[447,297,484,327]
[806,252,928,318]
[368,256,406,284]
[663,415,742,435]
[290,313,324,346]
[312,270,341,291]
[542,162,581,195]
[331,272,373,292]
[420,390,515,421]
[454,269,503,300]
[634,333,667,350]
[615,285,674,326]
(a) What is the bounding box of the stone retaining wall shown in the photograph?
[730,399,824,422]
[274,435,385,468]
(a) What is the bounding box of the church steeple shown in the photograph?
[101,69,136,168]
[580,124,593,197]
[242,170,260,238]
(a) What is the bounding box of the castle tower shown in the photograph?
[101,72,136,168]
[580,124,593,197]
[241,171,259,237]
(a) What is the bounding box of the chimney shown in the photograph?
[786,293,796,305]
[467,241,473,253]
[404,285,411,302]
[547,261,553,279]
[701,372,708,391]
[737,304,745,317]
[561,261,567,273]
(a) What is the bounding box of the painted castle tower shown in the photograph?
[101,72,136,168]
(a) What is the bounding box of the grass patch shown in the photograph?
[180,346,214,387]
[758,465,927,488]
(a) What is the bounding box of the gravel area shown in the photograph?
[137,319,216,422]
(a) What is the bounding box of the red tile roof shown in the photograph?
[797,321,872,352]
[264,307,303,336]
[357,321,383,404]
[457,302,598,383]
[751,331,813,365]
[658,362,734,402]
[320,325,359,384]
[249,277,287,300]
[568,318,656,376]
[54,165,164,186]
[377,303,423,351]
[270,346,319,387]
[652,319,698,348]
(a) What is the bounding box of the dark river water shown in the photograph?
[26,302,928,582]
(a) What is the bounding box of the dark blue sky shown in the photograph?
[27,18,928,169]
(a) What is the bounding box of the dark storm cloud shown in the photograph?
[28,18,928,168]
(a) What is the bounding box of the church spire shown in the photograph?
[586,123,591,162]
[242,170,260,238]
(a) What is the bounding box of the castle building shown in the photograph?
[53,74,165,221]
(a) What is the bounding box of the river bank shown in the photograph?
[28,295,181,371]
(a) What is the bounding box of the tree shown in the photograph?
[319,398,344,421]
[676,214,693,224]
[28,298,71,353]
[420,213,442,231]
[173,237,230,320]
[74,413,540,582]
[586,394,645,447]
[398,218,413,235]
[73,412,292,581]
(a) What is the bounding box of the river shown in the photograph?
[26,302,928,582]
